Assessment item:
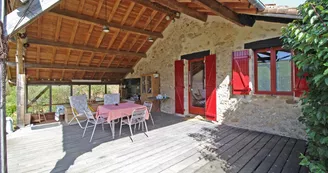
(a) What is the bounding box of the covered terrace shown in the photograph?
[0,0,308,172]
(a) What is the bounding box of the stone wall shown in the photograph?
[126,14,306,140]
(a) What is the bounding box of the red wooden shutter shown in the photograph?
[231,50,250,95]
[294,65,309,97]
[205,54,217,121]
[175,60,184,114]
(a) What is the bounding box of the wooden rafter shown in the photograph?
[55,17,62,41]
[150,0,207,22]
[132,6,147,27]
[5,62,133,73]
[193,0,243,26]
[107,30,120,49]
[121,2,136,25]
[73,51,84,79]
[50,8,163,38]
[108,0,122,22]
[28,38,147,58]
[77,0,86,14]
[145,11,158,30]
[100,56,116,79]
[84,25,94,46]
[81,52,94,79]
[36,46,40,80]
[94,0,105,18]
[130,0,178,18]
[61,49,71,79]
[152,13,166,32]
[96,32,105,48]
[69,22,79,44]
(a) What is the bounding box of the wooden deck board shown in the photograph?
[254,137,289,173]
[6,113,308,173]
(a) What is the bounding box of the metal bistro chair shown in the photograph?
[82,110,112,142]
[143,101,154,126]
[119,107,148,141]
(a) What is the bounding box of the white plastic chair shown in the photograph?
[119,108,148,140]
[68,95,95,129]
[82,110,112,142]
[143,101,154,126]
[104,93,120,105]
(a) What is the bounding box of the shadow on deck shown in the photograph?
[7,112,308,173]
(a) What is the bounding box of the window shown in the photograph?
[107,85,119,94]
[27,85,50,113]
[73,85,89,99]
[51,85,71,110]
[91,85,105,101]
[254,47,292,95]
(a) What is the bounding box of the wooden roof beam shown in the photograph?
[4,0,62,37]
[50,8,163,39]
[129,0,179,19]
[7,62,133,73]
[193,0,243,26]
[27,80,121,85]
[28,38,146,58]
[150,0,207,22]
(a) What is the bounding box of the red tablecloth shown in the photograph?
[96,102,149,123]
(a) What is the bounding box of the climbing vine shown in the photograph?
[282,0,328,172]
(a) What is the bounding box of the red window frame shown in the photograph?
[254,47,293,96]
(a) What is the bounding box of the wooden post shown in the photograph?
[16,35,26,127]
[49,85,52,112]
[0,0,8,172]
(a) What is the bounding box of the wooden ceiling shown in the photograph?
[6,0,259,84]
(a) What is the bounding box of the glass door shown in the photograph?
[189,58,205,115]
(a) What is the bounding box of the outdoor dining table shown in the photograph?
[96,102,149,139]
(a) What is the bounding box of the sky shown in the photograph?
[260,0,306,7]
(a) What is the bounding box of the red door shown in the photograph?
[175,60,184,114]
[189,58,205,115]
[205,54,217,121]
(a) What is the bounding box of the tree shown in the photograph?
[282,0,328,172]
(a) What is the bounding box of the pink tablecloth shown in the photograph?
[96,103,149,123]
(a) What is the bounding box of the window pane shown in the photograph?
[107,85,119,94]
[28,85,50,113]
[91,85,105,101]
[52,85,71,111]
[73,85,89,99]
[276,50,292,92]
[257,51,271,91]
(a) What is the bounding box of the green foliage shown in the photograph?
[6,84,16,124]
[282,0,328,172]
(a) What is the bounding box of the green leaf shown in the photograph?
[311,15,319,24]
[308,9,315,17]
[325,78,328,86]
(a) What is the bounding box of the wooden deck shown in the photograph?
[7,113,308,173]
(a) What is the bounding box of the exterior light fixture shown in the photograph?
[103,25,110,33]
[165,15,170,20]
[176,12,180,17]
[148,37,154,42]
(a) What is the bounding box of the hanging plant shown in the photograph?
[282,0,328,172]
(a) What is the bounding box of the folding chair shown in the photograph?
[104,93,120,105]
[119,107,148,141]
[143,101,154,126]
[68,95,95,129]
[82,110,112,142]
